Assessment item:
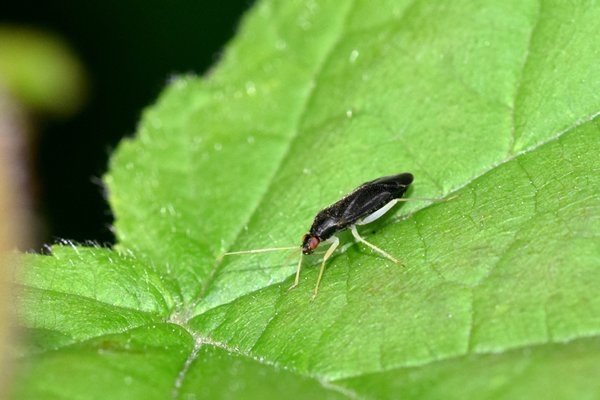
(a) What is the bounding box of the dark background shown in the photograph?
[2,1,251,248]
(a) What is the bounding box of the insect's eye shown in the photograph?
[309,237,319,250]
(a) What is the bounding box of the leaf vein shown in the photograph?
[189,0,358,313]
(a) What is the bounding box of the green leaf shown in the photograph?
[13,0,600,398]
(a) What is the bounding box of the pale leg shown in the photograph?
[311,236,340,302]
[357,195,458,226]
[397,195,458,202]
[350,225,399,264]
[288,253,304,290]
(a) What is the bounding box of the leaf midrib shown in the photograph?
[186,0,359,314]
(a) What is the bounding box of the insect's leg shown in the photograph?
[395,194,459,203]
[357,199,400,225]
[357,195,459,226]
[311,236,340,302]
[350,225,400,265]
[288,253,304,291]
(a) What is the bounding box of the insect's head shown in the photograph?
[301,234,320,255]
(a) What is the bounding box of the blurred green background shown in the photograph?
[1,1,251,248]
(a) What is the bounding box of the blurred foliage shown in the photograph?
[0,26,86,116]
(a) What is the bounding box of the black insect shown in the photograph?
[223,173,450,300]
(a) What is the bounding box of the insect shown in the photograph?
[222,173,452,301]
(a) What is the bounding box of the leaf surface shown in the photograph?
[13,1,600,398]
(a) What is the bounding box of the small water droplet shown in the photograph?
[349,49,359,63]
[346,109,353,118]
[303,168,311,175]
[298,18,311,30]
[150,118,162,129]
[276,39,287,50]
[245,81,256,96]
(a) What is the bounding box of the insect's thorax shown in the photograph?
[309,209,350,241]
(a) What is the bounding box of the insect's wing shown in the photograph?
[341,189,395,223]
[340,174,413,223]
[360,173,413,188]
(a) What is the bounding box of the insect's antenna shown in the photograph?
[283,246,303,264]
[221,246,298,257]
